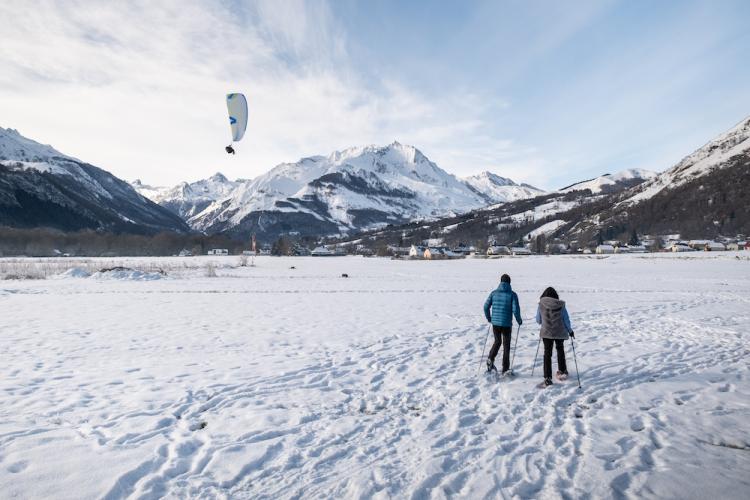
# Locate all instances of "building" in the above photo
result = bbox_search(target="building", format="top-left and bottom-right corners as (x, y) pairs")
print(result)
(704, 241), (726, 251)
(625, 245), (647, 253)
(311, 246), (334, 256)
(207, 249), (229, 255)
(487, 245), (511, 256)
(511, 247), (532, 256)
(409, 245), (426, 258)
(596, 245), (615, 254)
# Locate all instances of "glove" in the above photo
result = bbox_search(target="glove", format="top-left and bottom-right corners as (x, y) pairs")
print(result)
(570, 331), (575, 338)
(518, 319), (523, 326)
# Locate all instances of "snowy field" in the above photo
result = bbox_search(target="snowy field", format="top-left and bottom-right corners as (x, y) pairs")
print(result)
(1, 254), (749, 499)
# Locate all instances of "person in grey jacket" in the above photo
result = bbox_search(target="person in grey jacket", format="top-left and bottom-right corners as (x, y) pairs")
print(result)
(535, 286), (574, 387)
(483, 273), (522, 374)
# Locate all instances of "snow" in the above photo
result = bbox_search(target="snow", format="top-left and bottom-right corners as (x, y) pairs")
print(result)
(525, 219), (566, 239)
(462, 171), (546, 203)
(1, 254), (749, 498)
(625, 116), (750, 204)
(560, 168), (656, 194)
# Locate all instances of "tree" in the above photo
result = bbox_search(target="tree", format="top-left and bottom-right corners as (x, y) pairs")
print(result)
(629, 229), (639, 246)
(596, 232), (604, 246)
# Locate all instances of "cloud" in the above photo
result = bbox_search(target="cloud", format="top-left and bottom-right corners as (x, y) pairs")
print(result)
(0, 0), (529, 186)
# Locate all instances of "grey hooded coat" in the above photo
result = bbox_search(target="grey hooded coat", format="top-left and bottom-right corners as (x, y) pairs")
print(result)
(536, 296), (573, 340)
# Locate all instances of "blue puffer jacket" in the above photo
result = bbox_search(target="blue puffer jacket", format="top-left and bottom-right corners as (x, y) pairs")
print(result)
(484, 282), (522, 327)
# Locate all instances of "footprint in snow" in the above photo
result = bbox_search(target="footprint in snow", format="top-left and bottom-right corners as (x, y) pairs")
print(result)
(630, 416), (645, 432)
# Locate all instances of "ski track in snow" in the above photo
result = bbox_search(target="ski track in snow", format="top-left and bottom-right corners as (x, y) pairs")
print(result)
(1, 255), (749, 499)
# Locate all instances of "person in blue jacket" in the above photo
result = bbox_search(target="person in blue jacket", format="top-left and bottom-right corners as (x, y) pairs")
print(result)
(483, 273), (522, 374)
(535, 286), (574, 387)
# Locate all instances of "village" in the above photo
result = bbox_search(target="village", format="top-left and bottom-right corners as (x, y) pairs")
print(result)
(196, 233), (749, 260)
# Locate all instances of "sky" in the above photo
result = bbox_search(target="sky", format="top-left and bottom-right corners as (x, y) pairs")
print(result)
(1, 0), (749, 189)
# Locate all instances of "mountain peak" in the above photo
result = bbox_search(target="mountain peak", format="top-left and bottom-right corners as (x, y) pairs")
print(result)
(209, 172), (228, 183)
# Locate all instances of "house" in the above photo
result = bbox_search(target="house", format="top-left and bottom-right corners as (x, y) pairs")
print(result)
(511, 247), (532, 256)
(424, 247), (464, 260)
(292, 245), (311, 256)
(596, 245), (614, 254)
(626, 245), (647, 253)
(409, 245), (426, 258)
(178, 249), (192, 257)
(704, 241), (726, 251)
(452, 243), (475, 255)
(688, 240), (713, 250)
(311, 246), (334, 256)
(727, 241), (746, 251)
(614, 246), (631, 254)
(207, 249), (229, 256)
(487, 245), (511, 256)
(670, 243), (693, 252)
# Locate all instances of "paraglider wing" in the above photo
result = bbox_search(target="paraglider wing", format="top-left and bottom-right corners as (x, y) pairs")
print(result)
(226, 93), (248, 142)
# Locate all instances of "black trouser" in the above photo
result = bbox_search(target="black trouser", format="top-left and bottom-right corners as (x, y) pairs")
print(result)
(488, 326), (512, 372)
(543, 338), (567, 379)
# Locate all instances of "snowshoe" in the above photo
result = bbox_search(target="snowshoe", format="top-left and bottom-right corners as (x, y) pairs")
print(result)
(556, 371), (569, 381)
(537, 378), (553, 388)
(486, 358), (497, 373)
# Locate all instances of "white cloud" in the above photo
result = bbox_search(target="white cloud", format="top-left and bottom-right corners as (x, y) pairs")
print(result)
(0, 0), (532, 186)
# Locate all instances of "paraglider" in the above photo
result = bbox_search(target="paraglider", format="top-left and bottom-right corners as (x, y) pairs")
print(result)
(225, 93), (248, 154)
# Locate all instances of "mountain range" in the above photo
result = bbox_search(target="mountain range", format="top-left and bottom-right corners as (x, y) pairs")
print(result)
(133, 142), (547, 240)
(0, 127), (188, 234)
(2, 113), (746, 247)
(350, 115), (749, 249)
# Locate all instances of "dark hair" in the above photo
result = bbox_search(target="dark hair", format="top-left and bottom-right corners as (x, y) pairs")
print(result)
(541, 286), (559, 299)
(500, 274), (511, 284)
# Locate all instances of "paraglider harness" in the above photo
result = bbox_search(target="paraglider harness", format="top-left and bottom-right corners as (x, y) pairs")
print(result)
(225, 145), (235, 155)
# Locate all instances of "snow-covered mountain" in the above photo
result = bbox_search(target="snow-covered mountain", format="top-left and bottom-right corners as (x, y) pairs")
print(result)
(145, 142), (543, 239)
(559, 169), (656, 194)
(133, 173), (240, 220)
(463, 171), (545, 203)
(623, 116), (750, 204)
(0, 127), (189, 234)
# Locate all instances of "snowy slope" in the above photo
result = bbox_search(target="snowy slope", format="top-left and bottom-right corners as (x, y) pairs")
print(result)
(462, 171), (545, 202)
(1, 254), (748, 498)
(189, 142), (524, 237)
(134, 173), (240, 220)
(0, 127), (189, 234)
(560, 169), (656, 194)
(624, 116), (750, 204)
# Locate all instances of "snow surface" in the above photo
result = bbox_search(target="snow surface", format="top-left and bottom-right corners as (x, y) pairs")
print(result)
(525, 219), (567, 239)
(560, 169), (656, 194)
(1, 254), (749, 498)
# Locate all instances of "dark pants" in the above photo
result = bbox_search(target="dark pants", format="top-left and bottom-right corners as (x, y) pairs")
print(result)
(489, 326), (512, 372)
(543, 338), (567, 379)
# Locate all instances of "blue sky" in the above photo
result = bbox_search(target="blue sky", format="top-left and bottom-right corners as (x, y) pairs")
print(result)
(1, 0), (749, 188)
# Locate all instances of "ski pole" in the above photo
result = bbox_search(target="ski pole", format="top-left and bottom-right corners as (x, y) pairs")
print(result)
(478, 324), (491, 375)
(570, 336), (582, 389)
(531, 337), (541, 377)
(508, 324), (521, 374)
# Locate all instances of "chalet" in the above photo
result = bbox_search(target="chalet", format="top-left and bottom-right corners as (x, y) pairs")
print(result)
(669, 243), (693, 252)
(311, 246), (334, 256)
(409, 245), (426, 258)
(511, 247), (532, 256)
(625, 245), (647, 253)
(703, 241), (726, 252)
(487, 245), (511, 256)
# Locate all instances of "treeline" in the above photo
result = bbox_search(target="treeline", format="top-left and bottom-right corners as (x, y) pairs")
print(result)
(0, 227), (252, 257)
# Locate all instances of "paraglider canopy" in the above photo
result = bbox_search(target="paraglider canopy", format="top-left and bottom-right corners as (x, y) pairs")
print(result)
(226, 93), (247, 153)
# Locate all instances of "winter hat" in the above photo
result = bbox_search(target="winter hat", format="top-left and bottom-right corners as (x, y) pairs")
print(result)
(501, 274), (511, 284)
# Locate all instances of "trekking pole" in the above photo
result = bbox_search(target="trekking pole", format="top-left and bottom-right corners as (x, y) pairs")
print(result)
(478, 324), (491, 375)
(530, 337), (541, 377)
(508, 324), (521, 374)
(570, 336), (582, 389)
